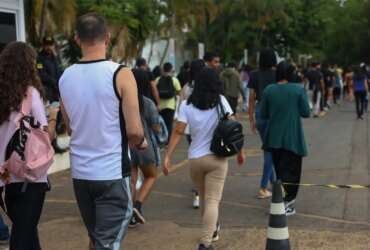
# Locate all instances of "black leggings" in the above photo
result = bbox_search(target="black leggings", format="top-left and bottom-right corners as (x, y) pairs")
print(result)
(160, 109), (175, 138)
(355, 91), (367, 118)
(271, 149), (302, 203)
(333, 87), (341, 104)
(226, 96), (238, 114)
(5, 183), (48, 250)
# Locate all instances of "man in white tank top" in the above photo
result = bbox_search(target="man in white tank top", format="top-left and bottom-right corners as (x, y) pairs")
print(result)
(59, 13), (147, 250)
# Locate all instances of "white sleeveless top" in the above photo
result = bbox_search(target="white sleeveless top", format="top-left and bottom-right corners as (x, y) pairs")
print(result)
(59, 59), (130, 181)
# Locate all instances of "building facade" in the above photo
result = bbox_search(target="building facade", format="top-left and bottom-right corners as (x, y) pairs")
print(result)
(0, 0), (26, 51)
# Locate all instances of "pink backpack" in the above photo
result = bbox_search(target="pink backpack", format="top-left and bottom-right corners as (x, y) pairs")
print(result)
(0, 88), (54, 182)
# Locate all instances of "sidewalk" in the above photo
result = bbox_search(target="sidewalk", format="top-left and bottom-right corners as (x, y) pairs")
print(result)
(8, 102), (370, 249)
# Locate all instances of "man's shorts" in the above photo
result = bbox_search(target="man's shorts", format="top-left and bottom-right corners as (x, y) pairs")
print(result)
(73, 177), (132, 250)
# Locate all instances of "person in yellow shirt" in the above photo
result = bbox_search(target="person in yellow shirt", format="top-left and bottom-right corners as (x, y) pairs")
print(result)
(156, 62), (181, 138)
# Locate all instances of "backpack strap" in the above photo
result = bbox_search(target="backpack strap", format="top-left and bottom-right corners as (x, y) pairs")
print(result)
(217, 96), (228, 120)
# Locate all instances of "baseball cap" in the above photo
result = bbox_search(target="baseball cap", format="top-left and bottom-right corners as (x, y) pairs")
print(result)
(43, 36), (55, 45)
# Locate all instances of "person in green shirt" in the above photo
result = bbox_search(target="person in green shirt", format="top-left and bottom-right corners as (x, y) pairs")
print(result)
(220, 62), (243, 114)
(260, 61), (310, 216)
(156, 62), (181, 137)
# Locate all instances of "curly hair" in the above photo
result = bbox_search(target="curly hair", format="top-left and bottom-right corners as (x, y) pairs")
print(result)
(0, 42), (44, 124)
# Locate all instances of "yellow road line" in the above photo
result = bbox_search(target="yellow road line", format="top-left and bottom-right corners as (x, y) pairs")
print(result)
(45, 190), (370, 227)
(152, 190), (370, 227)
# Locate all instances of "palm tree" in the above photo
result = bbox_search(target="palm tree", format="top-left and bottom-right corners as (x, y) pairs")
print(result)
(24, 0), (77, 45)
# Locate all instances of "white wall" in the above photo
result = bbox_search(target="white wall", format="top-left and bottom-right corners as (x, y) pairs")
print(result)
(0, 0), (26, 41)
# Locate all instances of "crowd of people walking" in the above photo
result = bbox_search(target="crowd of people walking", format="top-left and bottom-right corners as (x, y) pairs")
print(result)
(0, 12), (369, 250)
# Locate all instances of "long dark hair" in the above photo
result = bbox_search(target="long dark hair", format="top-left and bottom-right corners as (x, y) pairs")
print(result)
(259, 48), (277, 69)
(0, 42), (44, 124)
(276, 61), (296, 82)
(152, 65), (161, 79)
(188, 68), (223, 110)
(132, 68), (148, 114)
(190, 59), (206, 84)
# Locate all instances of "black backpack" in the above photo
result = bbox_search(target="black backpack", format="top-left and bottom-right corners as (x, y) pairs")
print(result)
(210, 99), (245, 157)
(157, 76), (175, 99)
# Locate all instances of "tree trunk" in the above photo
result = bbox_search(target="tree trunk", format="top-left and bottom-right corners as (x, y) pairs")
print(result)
(137, 42), (145, 58)
(159, 39), (170, 66)
(39, 0), (48, 43)
(147, 35), (155, 64)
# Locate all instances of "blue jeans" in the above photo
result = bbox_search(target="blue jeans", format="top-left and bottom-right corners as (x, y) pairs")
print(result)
(255, 104), (276, 188)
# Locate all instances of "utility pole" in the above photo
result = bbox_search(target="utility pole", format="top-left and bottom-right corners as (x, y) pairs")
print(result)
(168, 11), (176, 69)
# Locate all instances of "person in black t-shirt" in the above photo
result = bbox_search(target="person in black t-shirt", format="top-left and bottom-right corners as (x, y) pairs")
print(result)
(322, 64), (335, 109)
(307, 63), (325, 117)
(248, 48), (277, 199)
(135, 58), (160, 106)
(37, 36), (67, 154)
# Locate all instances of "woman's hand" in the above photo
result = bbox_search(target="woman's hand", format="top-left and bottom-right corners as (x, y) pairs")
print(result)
(162, 155), (171, 176)
(237, 151), (246, 167)
(0, 169), (10, 183)
(162, 121), (186, 176)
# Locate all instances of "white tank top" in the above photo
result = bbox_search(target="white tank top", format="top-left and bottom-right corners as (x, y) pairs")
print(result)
(59, 59), (130, 180)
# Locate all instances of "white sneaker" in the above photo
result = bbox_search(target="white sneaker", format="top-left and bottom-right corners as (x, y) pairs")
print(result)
(212, 223), (221, 242)
(193, 194), (200, 209)
(285, 206), (296, 216)
(285, 200), (296, 216)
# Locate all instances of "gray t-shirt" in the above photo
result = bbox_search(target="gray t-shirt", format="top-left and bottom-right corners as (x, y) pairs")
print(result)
(131, 97), (160, 166)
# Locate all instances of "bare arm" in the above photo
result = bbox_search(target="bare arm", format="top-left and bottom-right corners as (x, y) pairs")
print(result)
(150, 80), (161, 107)
(45, 108), (58, 140)
(60, 101), (71, 136)
(163, 121), (186, 175)
(116, 68), (145, 148)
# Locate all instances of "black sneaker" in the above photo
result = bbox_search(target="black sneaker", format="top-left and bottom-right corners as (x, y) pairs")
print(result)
(133, 207), (146, 224)
(198, 244), (214, 250)
(212, 222), (220, 242)
(128, 216), (139, 228)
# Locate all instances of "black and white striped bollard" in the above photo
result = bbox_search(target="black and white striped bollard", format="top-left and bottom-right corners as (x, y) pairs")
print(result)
(266, 180), (291, 250)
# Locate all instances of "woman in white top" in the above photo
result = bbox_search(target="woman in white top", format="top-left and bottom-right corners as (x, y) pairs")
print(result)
(0, 42), (57, 250)
(163, 68), (245, 250)
(177, 59), (205, 209)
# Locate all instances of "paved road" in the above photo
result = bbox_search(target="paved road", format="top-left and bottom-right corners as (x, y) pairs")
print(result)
(3, 101), (369, 250)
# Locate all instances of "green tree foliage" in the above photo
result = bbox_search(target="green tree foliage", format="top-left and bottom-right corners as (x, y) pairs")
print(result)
(26, 0), (370, 65)
(323, 0), (370, 65)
